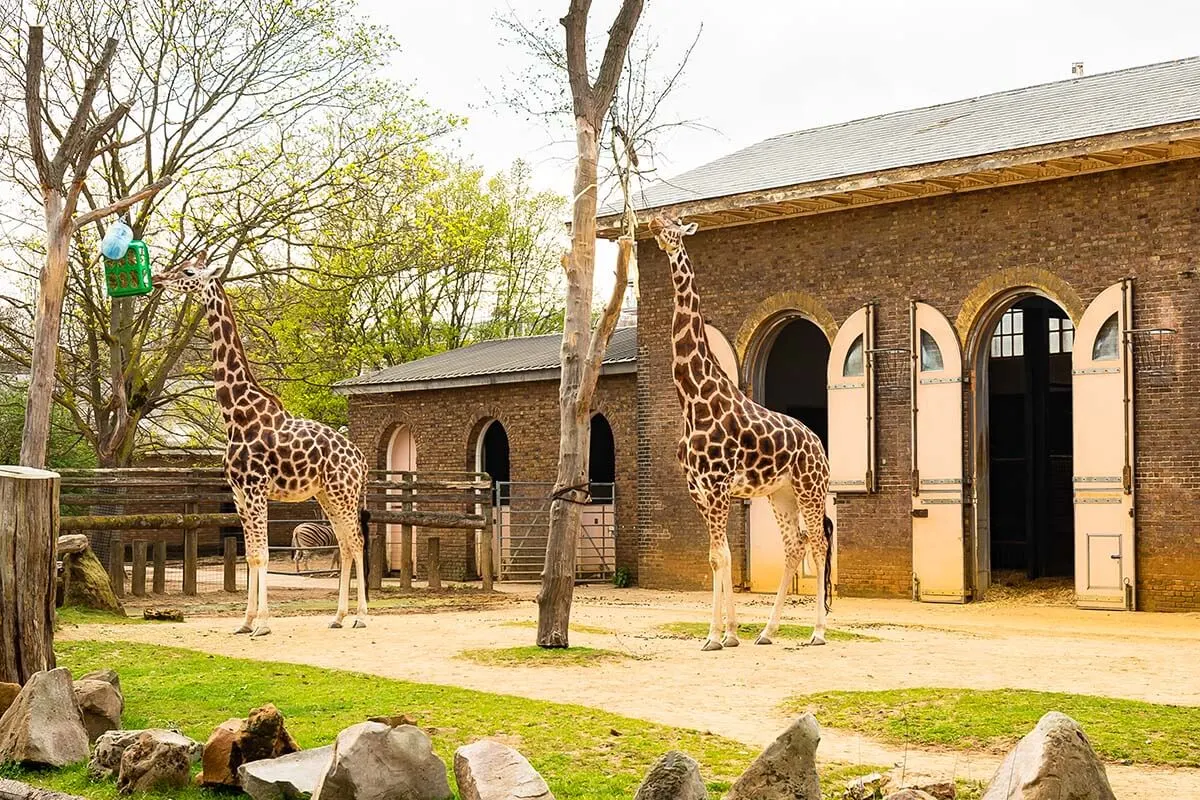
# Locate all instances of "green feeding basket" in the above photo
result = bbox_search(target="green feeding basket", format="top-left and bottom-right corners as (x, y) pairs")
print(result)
(104, 240), (153, 298)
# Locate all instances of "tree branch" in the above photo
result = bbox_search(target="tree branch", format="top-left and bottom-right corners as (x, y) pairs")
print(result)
(24, 26), (51, 187)
(577, 235), (631, 409)
(560, 0), (593, 118)
(71, 176), (173, 232)
(592, 0), (644, 121)
(52, 36), (121, 179)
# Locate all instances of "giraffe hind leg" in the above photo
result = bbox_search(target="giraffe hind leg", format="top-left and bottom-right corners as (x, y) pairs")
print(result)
(757, 485), (804, 645)
(800, 499), (830, 646)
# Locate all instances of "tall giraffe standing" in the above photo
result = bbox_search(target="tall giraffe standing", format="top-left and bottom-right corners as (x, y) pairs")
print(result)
(157, 252), (370, 637)
(649, 216), (834, 651)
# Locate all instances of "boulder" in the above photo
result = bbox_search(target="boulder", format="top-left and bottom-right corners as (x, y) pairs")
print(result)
(199, 704), (301, 788)
(90, 728), (202, 781)
(884, 792), (938, 800)
(633, 750), (706, 800)
(73, 678), (124, 743)
(239, 746), (335, 800)
(116, 731), (193, 794)
(909, 782), (955, 800)
(313, 722), (451, 800)
(723, 713), (820, 800)
(79, 668), (121, 695)
(982, 712), (1115, 800)
(454, 739), (553, 800)
(845, 772), (889, 800)
(0, 668), (89, 767)
(0, 683), (19, 718)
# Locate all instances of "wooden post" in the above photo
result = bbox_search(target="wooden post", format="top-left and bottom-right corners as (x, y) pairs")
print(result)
(400, 485), (413, 590)
(368, 531), (385, 591)
(223, 537), (237, 593)
(427, 536), (440, 591)
(0, 466), (60, 685)
(108, 534), (125, 598)
(131, 540), (147, 597)
(182, 530), (198, 596)
(480, 488), (494, 592)
(152, 540), (166, 594)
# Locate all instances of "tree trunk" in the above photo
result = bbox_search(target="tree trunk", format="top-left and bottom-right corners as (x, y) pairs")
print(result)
(0, 466), (60, 684)
(537, 118), (600, 648)
(20, 193), (69, 469)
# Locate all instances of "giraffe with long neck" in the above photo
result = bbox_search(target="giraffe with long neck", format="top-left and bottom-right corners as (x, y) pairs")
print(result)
(649, 216), (833, 650)
(157, 252), (370, 637)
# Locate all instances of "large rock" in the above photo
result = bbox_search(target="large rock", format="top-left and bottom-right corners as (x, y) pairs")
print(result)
(90, 728), (202, 780)
(983, 712), (1115, 800)
(454, 740), (553, 800)
(79, 668), (122, 695)
(314, 722), (451, 800)
(239, 746), (335, 800)
(0, 668), (89, 767)
(199, 704), (301, 788)
(723, 713), (820, 800)
(116, 731), (193, 794)
(62, 546), (123, 613)
(633, 750), (706, 800)
(0, 683), (19, 718)
(885, 792), (938, 800)
(74, 678), (124, 743)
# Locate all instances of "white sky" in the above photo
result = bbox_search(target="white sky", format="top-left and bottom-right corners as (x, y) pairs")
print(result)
(359, 0), (1200, 299)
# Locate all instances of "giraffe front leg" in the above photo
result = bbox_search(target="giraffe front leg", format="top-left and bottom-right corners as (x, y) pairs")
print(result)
(250, 552), (271, 638)
(235, 562), (256, 635)
(718, 539), (739, 648)
(330, 543), (352, 628)
(703, 552), (724, 652)
(352, 551), (368, 629)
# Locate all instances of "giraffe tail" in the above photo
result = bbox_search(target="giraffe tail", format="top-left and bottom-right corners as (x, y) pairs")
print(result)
(360, 508), (372, 602)
(823, 515), (835, 614)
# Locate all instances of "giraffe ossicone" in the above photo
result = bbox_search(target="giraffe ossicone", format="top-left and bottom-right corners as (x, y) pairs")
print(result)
(649, 215), (835, 651)
(156, 251), (372, 637)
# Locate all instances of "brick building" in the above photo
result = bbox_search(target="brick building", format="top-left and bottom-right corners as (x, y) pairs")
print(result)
(344, 58), (1200, 611)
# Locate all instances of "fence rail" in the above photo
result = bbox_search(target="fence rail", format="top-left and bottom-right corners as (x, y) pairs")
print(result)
(495, 482), (616, 583)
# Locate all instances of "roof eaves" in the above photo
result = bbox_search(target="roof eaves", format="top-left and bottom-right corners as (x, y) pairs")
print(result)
(335, 359), (637, 395)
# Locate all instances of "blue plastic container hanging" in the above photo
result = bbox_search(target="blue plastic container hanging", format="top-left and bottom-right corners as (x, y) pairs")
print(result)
(100, 218), (132, 260)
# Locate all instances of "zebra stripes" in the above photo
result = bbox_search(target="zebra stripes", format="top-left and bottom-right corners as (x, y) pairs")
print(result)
(291, 522), (340, 571)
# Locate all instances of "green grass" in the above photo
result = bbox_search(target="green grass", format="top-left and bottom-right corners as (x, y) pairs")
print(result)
(55, 607), (143, 627)
(787, 688), (1200, 766)
(456, 645), (632, 667)
(11, 640), (763, 800)
(658, 621), (871, 643)
(500, 620), (615, 636)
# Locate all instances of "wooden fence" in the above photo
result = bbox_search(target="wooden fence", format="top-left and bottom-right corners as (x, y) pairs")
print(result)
(57, 468), (494, 596)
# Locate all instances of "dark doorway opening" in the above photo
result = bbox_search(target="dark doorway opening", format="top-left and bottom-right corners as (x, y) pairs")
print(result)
(761, 317), (831, 449)
(987, 297), (1074, 579)
(588, 414), (615, 502)
(480, 421), (511, 485)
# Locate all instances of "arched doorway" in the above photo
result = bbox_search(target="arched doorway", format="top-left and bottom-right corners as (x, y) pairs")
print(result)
(582, 413), (617, 579)
(745, 316), (833, 594)
(972, 295), (1075, 593)
(385, 425), (417, 572)
(475, 420), (510, 581)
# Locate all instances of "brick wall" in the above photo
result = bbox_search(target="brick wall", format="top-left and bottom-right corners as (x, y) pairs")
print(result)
(636, 159), (1200, 610)
(346, 372), (637, 583)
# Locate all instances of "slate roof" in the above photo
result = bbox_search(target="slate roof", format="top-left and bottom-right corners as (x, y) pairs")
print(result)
(619, 56), (1200, 214)
(336, 326), (637, 393)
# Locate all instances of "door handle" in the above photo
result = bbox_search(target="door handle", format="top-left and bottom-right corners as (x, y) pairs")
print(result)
(1110, 554), (1122, 560)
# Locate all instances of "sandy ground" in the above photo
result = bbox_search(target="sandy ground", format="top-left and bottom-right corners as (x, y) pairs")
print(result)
(65, 582), (1200, 798)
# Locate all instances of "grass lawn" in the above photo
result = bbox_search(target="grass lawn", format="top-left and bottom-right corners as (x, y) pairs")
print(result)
(8, 640), (786, 800)
(456, 645), (632, 667)
(659, 621), (871, 643)
(55, 607), (144, 627)
(787, 688), (1200, 766)
(500, 620), (615, 636)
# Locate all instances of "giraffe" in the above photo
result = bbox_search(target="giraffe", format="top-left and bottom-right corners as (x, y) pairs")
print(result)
(156, 251), (371, 637)
(648, 215), (834, 651)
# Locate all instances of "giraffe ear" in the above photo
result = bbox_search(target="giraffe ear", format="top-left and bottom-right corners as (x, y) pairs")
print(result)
(681, 222), (698, 236)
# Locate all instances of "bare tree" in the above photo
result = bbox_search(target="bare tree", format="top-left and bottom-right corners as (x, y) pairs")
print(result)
(536, 0), (643, 648)
(17, 24), (170, 467)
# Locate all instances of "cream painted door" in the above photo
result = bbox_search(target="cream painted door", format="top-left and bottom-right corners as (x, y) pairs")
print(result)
(910, 302), (967, 603)
(1072, 280), (1135, 610)
(828, 304), (876, 494)
(748, 495), (836, 593)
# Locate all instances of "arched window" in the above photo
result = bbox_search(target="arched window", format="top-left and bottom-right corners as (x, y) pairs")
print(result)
(589, 414), (615, 503)
(842, 334), (864, 377)
(1092, 313), (1120, 361)
(919, 330), (944, 372)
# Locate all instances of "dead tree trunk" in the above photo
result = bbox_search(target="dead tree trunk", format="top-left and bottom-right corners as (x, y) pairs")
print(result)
(0, 466), (60, 684)
(536, 0), (643, 648)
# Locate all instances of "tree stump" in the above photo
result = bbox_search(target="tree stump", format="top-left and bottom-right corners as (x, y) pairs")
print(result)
(0, 466), (60, 685)
(62, 546), (124, 614)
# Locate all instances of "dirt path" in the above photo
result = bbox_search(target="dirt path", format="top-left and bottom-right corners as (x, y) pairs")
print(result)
(63, 584), (1200, 798)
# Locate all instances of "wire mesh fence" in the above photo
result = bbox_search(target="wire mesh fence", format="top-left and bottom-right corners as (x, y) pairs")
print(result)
(494, 482), (616, 583)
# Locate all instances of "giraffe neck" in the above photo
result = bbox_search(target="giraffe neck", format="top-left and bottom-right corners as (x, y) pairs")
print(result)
(202, 281), (282, 431)
(668, 248), (722, 406)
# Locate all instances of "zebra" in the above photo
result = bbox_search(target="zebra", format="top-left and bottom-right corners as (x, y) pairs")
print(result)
(290, 522), (340, 572)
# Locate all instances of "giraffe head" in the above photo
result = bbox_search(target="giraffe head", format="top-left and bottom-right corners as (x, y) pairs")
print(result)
(155, 250), (219, 294)
(648, 215), (697, 256)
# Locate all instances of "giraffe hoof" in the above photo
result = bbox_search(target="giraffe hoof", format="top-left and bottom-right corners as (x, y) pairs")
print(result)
(803, 636), (826, 647)
(700, 639), (724, 652)
(249, 626), (271, 638)
(721, 634), (740, 648)
(328, 620), (343, 629)
(233, 625), (252, 635)
(352, 619), (367, 629)
(755, 635), (773, 646)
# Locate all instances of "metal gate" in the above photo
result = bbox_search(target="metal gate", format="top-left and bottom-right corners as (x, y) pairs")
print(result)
(494, 482), (616, 583)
